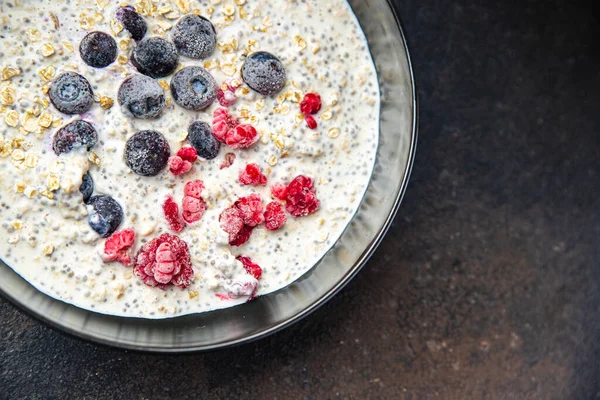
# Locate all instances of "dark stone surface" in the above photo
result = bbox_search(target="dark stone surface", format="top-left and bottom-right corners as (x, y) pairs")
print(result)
(1, 0), (599, 398)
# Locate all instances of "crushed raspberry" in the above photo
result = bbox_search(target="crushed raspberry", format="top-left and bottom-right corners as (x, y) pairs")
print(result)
(225, 124), (259, 149)
(234, 194), (264, 227)
(229, 224), (254, 247)
(270, 183), (288, 200)
(217, 82), (238, 107)
(215, 293), (231, 301)
(182, 196), (206, 224)
(220, 152), (236, 169)
(183, 179), (204, 198)
(285, 175), (321, 217)
(212, 107), (239, 143)
(133, 233), (193, 289)
(168, 156), (193, 176)
(176, 146), (198, 163)
(305, 115), (317, 129)
(102, 228), (135, 265)
(219, 206), (244, 242)
(264, 201), (287, 230)
(238, 163), (267, 186)
(300, 93), (322, 115)
(237, 256), (262, 280)
(163, 196), (185, 232)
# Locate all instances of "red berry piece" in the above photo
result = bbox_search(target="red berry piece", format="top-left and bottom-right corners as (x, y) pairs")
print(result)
(229, 224), (255, 247)
(182, 196), (206, 224)
(220, 152), (236, 169)
(176, 146), (198, 162)
(238, 163), (267, 186)
(102, 228), (136, 265)
(219, 206), (244, 242)
(300, 93), (322, 115)
(163, 196), (185, 232)
(168, 155), (193, 176)
(264, 201), (287, 230)
(284, 175), (320, 217)
(212, 107), (239, 143)
(133, 233), (194, 289)
(234, 193), (264, 227)
(217, 83), (237, 107)
(215, 293), (231, 300)
(237, 256), (263, 280)
(183, 179), (204, 198)
(225, 124), (259, 149)
(305, 115), (317, 129)
(270, 183), (288, 200)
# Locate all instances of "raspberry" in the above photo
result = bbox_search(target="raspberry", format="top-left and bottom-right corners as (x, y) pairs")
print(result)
(216, 82), (238, 107)
(285, 175), (320, 217)
(163, 196), (185, 232)
(176, 146), (198, 163)
(305, 115), (317, 129)
(215, 293), (231, 300)
(220, 152), (236, 169)
(168, 156), (193, 176)
(219, 206), (244, 242)
(212, 107), (239, 143)
(229, 224), (254, 247)
(270, 183), (288, 200)
(133, 233), (193, 289)
(182, 196), (206, 223)
(234, 194), (264, 227)
(300, 93), (322, 115)
(264, 201), (287, 230)
(225, 124), (259, 149)
(183, 179), (204, 198)
(237, 256), (262, 280)
(101, 228), (135, 265)
(238, 163), (267, 186)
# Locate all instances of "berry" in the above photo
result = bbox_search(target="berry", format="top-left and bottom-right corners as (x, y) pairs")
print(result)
(170, 66), (217, 110)
(52, 120), (98, 155)
(241, 51), (286, 96)
(79, 172), (94, 204)
(229, 224), (255, 247)
(177, 146), (197, 162)
(234, 194), (264, 227)
(182, 196), (206, 224)
(219, 206), (244, 243)
(124, 130), (171, 176)
(212, 107), (239, 143)
(79, 31), (117, 68)
(222, 275), (258, 299)
(238, 163), (267, 186)
(220, 152), (236, 169)
(48, 72), (94, 115)
(133, 233), (193, 289)
(171, 14), (216, 59)
(300, 93), (322, 115)
(101, 228), (135, 265)
(117, 74), (166, 119)
(116, 6), (147, 41)
(270, 183), (288, 200)
(168, 155), (192, 176)
(131, 37), (179, 78)
(163, 196), (184, 232)
(217, 84), (237, 107)
(226, 124), (259, 149)
(264, 201), (286, 230)
(285, 175), (320, 217)
(305, 115), (317, 129)
(237, 256), (262, 280)
(184, 179), (204, 198)
(187, 121), (221, 160)
(88, 195), (124, 237)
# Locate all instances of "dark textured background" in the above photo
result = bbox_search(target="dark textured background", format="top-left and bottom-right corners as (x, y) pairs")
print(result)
(2, 0), (599, 399)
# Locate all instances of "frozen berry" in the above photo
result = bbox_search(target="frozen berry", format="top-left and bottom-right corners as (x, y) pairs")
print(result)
(133, 233), (193, 289)
(270, 183), (288, 200)
(176, 146), (198, 163)
(229, 224), (255, 247)
(132, 37), (179, 78)
(168, 155), (192, 176)
(212, 107), (239, 143)
(163, 196), (184, 232)
(116, 6), (147, 41)
(237, 256), (262, 280)
(226, 124), (259, 149)
(219, 206), (244, 243)
(182, 196), (206, 224)
(170, 66), (217, 110)
(79, 31), (117, 68)
(238, 163), (267, 186)
(234, 194), (264, 227)
(79, 172), (94, 204)
(117, 74), (165, 119)
(183, 179), (204, 198)
(188, 121), (220, 160)
(220, 152), (236, 169)
(52, 120), (98, 155)
(305, 115), (317, 129)
(217, 82), (237, 107)
(101, 228), (135, 265)
(264, 201), (286, 230)
(285, 175), (320, 217)
(300, 93), (322, 115)
(241, 51), (286, 96)
(124, 130), (171, 176)
(171, 14), (216, 59)
(48, 72), (94, 115)
(88, 195), (124, 237)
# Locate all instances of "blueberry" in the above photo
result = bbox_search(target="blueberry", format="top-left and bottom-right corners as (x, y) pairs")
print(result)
(116, 6), (147, 41)
(52, 120), (98, 155)
(79, 31), (118, 68)
(87, 195), (123, 237)
(124, 130), (170, 176)
(188, 121), (220, 160)
(80, 173), (94, 204)
(171, 15), (216, 59)
(48, 72), (94, 115)
(118, 75), (165, 119)
(131, 37), (179, 78)
(241, 51), (286, 96)
(170, 66), (217, 110)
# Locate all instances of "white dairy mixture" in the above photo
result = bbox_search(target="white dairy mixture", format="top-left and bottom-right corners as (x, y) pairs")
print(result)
(0, 0), (379, 318)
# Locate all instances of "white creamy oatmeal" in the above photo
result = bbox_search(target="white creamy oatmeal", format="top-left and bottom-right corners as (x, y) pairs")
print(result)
(0, 0), (379, 318)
